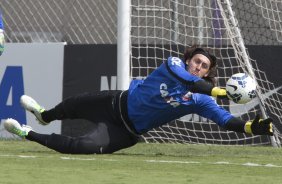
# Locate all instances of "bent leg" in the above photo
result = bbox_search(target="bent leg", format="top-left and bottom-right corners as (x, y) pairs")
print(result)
(41, 91), (119, 123)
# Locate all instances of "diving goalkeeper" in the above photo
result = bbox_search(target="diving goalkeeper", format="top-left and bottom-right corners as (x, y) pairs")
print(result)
(4, 46), (273, 154)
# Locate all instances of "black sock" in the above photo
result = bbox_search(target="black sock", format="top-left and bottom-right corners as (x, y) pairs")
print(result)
(41, 102), (66, 123)
(26, 131), (49, 146)
(41, 109), (57, 122)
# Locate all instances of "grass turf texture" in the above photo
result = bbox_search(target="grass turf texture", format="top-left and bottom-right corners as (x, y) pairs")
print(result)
(0, 140), (282, 184)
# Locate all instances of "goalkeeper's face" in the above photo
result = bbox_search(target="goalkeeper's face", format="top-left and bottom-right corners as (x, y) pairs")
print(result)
(186, 54), (211, 78)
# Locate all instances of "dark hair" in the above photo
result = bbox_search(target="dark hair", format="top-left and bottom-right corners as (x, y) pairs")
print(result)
(183, 45), (218, 86)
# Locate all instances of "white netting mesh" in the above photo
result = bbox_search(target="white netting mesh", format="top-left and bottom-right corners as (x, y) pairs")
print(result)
(130, 0), (282, 145)
(253, 0), (282, 42)
(0, 0), (117, 43)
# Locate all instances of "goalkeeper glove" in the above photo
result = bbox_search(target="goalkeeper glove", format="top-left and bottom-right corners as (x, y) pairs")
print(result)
(211, 87), (227, 99)
(0, 29), (4, 56)
(244, 114), (273, 136)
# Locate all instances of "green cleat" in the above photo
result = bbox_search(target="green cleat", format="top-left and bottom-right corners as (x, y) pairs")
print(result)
(4, 118), (32, 138)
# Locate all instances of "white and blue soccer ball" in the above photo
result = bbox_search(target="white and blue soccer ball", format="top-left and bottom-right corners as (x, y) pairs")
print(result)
(226, 73), (257, 104)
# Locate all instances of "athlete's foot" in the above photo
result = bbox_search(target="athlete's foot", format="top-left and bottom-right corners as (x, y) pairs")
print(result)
(20, 95), (50, 125)
(4, 118), (32, 138)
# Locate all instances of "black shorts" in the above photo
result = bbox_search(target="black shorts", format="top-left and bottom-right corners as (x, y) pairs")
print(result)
(31, 90), (140, 154)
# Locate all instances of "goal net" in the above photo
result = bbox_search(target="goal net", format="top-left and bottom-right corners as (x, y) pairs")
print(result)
(0, 0), (117, 44)
(130, 0), (282, 145)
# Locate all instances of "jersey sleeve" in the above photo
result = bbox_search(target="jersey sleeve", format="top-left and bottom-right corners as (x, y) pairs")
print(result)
(193, 94), (233, 127)
(166, 57), (202, 84)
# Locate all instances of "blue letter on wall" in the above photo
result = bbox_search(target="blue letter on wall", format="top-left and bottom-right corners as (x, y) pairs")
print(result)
(0, 66), (26, 124)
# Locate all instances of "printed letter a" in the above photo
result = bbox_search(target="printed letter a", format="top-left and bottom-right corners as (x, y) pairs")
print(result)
(0, 66), (26, 124)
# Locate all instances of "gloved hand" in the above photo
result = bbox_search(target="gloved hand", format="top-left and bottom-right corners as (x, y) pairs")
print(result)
(244, 114), (273, 135)
(211, 87), (228, 99)
(0, 29), (4, 56)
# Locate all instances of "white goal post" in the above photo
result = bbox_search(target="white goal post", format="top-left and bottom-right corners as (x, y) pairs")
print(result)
(120, 0), (282, 146)
(117, 0), (131, 90)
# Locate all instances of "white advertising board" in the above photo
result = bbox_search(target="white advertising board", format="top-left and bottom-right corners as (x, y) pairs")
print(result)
(0, 43), (65, 138)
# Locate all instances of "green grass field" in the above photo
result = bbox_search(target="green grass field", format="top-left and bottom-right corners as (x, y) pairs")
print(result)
(0, 140), (282, 184)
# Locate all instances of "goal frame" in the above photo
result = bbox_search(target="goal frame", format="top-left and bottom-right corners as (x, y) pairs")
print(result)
(117, 0), (281, 147)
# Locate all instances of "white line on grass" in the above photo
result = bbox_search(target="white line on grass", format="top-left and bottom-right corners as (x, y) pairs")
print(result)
(146, 160), (200, 164)
(145, 159), (282, 168)
(0, 154), (37, 158)
(61, 156), (97, 161)
(60, 156), (118, 162)
(0, 154), (281, 168)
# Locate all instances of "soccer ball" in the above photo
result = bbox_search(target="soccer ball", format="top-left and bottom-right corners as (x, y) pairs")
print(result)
(226, 73), (257, 104)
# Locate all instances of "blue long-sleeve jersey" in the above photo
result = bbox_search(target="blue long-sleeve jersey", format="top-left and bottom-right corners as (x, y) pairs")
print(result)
(127, 57), (233, 134)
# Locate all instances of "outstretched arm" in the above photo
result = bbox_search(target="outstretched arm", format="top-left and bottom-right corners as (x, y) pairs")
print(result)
(190, 80), (227, 99)
(195, 95), (273, 136)
(165, 57), (227, 98)
(225, 115), (273, 136)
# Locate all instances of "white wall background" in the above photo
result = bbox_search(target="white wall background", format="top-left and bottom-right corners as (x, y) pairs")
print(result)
(0, 43), (65, 138)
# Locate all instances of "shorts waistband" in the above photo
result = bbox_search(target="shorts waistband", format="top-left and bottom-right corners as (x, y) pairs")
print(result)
(115, 90), (141, 136)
